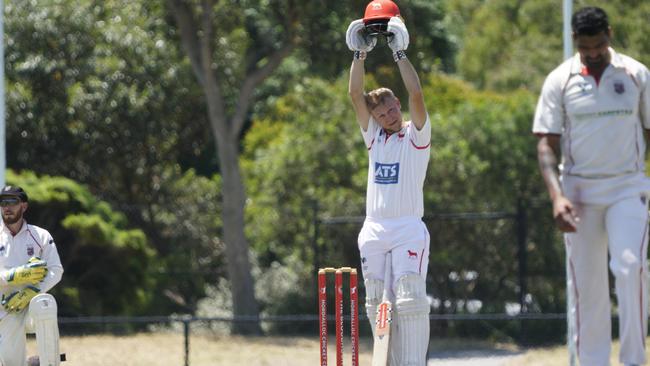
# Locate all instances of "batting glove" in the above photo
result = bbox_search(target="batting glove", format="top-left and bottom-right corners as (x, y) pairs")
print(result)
(346, 19), (377, 54)
(2, 257), (48, 286)
(2, 286), (40, 312)
(387, 17), (409, 60)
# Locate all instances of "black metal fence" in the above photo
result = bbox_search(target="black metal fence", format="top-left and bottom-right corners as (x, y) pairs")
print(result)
(312, 202), (570, 344)
(53, 204), (578, 365)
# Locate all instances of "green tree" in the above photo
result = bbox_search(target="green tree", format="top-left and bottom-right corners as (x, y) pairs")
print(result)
(164, 0), (454, 334)
(5, 0), (457, 328)
(449, 0), (650, 91)
(243, 70), (567, 340)
(165, 0), (305, 334)
(5, 0), (224, 316)
(5, 170), (154, 315)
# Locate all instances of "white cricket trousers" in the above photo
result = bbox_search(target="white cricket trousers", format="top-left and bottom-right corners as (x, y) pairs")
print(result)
(566, 195), (649, 366)
(358, 216), (430, 283)
(0, 309), (29, 366)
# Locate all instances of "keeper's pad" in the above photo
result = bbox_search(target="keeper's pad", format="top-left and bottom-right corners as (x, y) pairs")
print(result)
(394, 274), (430, 366)
(27, 294), (60, 366)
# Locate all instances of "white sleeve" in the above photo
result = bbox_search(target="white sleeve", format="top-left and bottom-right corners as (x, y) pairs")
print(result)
(409, 115), (431, 148)
(533, 72), (565, 135)
(639, 65), (650, 130)
(38, 235), (63, 293)
(360, 117), (378, 148)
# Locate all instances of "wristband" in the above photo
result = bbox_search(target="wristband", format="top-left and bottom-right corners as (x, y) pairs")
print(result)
(392, 50), (407, 62)
(353, 51), (367, 60)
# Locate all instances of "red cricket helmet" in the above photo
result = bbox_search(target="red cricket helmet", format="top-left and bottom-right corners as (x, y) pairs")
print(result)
(363, 0), (401, 36)
(363, 0), (400, 24)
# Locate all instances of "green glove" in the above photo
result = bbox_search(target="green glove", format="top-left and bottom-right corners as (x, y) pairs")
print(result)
(3, 257), (48, 285)
(2, 286), (40, 312)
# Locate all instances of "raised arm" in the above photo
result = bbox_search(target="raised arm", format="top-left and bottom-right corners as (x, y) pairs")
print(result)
(346, 19), (376, 131)
(537, 134), (578, 232)
(349, 57), (371, 131)
(397, 59), (426, 130)
(387, 17), (427, 130)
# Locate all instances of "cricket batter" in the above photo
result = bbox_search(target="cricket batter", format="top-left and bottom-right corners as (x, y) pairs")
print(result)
(347, 1), (431, 364)
(534, 7), (650, 366)
(0, 186), (63, 366)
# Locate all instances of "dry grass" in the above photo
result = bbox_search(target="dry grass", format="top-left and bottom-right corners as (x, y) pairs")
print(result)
(25, 333), (649, 366)
(504, 341), (638, 366)
(28, 333), (373, 366)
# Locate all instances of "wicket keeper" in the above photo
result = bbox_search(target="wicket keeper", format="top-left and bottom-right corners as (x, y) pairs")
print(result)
(0, 186), (63, 366)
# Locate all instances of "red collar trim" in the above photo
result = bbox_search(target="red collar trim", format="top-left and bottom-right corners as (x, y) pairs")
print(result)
(580, 65), (605, 85)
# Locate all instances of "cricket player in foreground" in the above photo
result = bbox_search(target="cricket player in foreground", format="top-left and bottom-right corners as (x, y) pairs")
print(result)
(534, 6), (650, 366)
(347, 1), (431, 364)
(0, 186), (63, 366)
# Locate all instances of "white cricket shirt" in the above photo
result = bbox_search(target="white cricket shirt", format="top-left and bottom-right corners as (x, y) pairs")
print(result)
(533, 48), (650, 178)
(0, 221), (63, 319)
(361, 116), (431, 219)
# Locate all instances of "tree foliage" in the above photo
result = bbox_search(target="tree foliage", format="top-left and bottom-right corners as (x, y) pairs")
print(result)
(243, 68), (566, 339)
(165, 0), (455, 334)
(4, 0), (649, 342)
(5, 170), (154, 315)
(450, 0), (650, 91)
(5, 0), (223, 316)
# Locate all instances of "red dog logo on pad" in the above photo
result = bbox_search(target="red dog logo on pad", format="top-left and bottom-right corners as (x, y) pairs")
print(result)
(407, 250), (418, 260)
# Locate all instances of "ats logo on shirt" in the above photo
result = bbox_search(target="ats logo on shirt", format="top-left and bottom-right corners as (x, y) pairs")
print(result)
(374, 162), (400, 184)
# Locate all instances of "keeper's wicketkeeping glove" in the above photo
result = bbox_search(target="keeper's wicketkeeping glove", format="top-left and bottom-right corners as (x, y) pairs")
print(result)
(2, 285), (40, 312)
(346, 19), (377, 58)
(2, 257), (48, 285)
(386, 17), (409, 61)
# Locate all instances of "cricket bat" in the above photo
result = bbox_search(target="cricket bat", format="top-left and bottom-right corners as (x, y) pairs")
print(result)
(371, 252), (392, 366)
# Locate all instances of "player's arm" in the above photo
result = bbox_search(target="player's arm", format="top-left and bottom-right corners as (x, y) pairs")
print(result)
(38, 236), (64, 292)
(640, 66), (650, 143)
(346, 19), (376, 131)
(387, 17), (427, 130)
(397, 58), (426, 130)
(537, 134), (578, 232)
(349, 58), (371, 131)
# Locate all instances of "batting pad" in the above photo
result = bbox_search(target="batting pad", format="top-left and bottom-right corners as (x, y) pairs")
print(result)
(27, 294), (60, 366)
(394, 274), (430, 366)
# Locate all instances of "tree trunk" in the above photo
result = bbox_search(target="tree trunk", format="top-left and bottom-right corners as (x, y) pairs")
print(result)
(217, 137), (262, 335)
(166, 0), (296, 335)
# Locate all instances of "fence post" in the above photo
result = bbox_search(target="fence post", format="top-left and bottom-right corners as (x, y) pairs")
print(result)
(516, 199), (529, 345)
(182, 315), (191, 366)
(516, 199), (528, 313)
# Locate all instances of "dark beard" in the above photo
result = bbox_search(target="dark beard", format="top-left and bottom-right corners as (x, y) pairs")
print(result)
(584, 55), (609, 72)
(2, 212), (22, 225)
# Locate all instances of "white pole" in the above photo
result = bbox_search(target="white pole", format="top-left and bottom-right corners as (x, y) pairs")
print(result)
(563, 0), (573, 60)
(564, 2), (575, 364)
(0, 0), (5, 187)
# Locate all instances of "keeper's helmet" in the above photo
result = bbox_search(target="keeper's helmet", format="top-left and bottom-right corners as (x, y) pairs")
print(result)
(363, 0), (401, 36)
